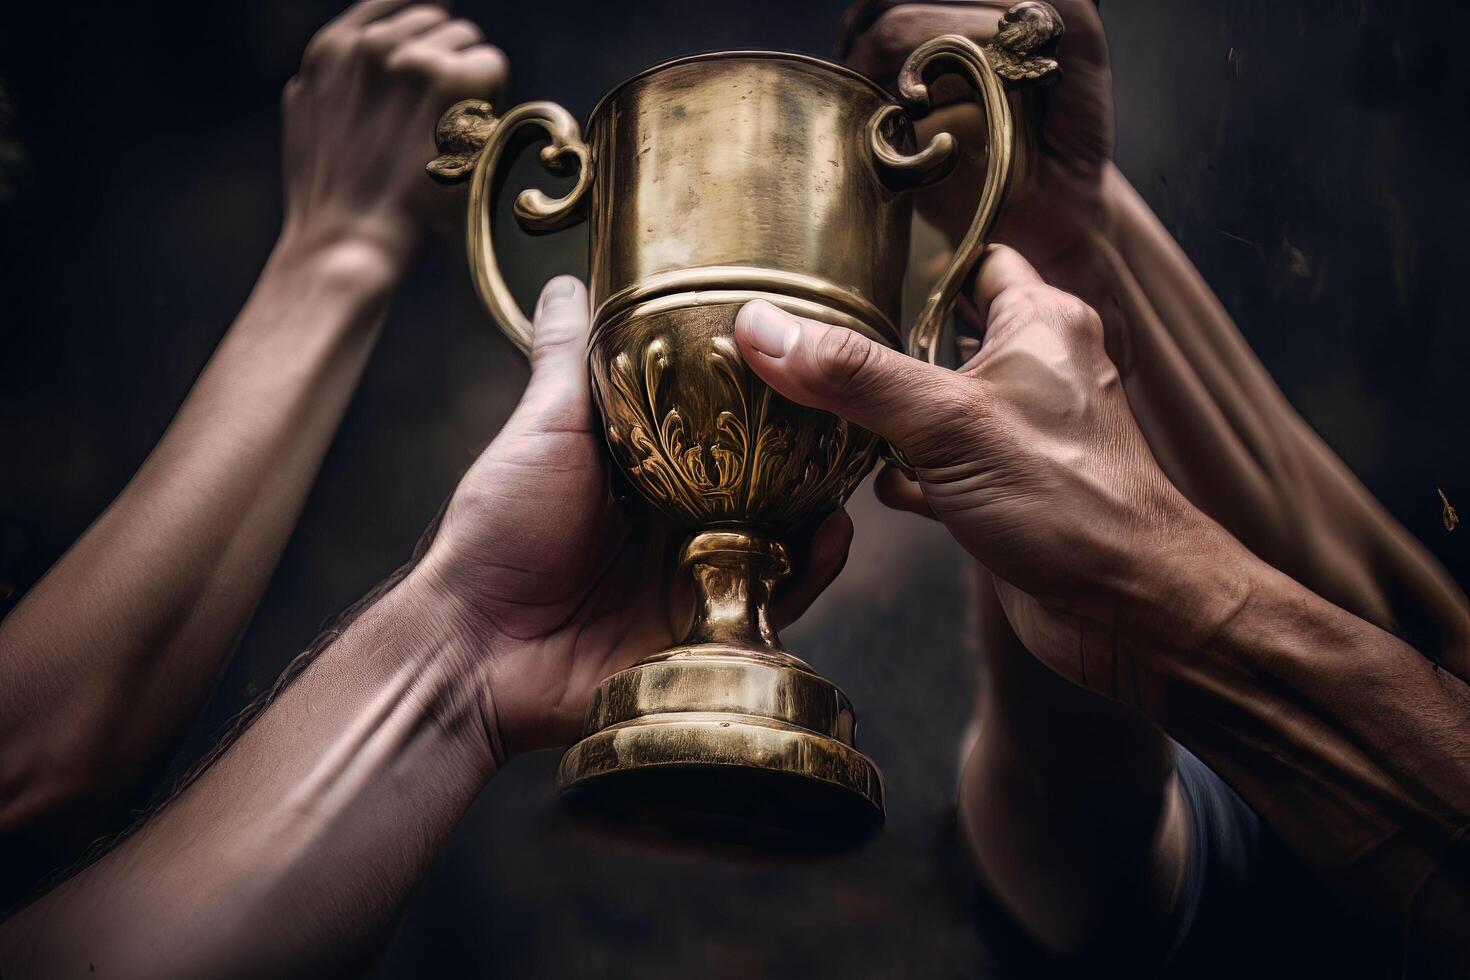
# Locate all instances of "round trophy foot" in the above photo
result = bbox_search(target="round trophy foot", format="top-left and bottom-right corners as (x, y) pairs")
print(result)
(555, 531), (885, 848)
(557, 712), (884, 850)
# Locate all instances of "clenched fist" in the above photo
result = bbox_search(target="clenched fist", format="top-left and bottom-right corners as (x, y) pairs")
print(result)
(845, 0), (1111, 270)
(280, 0), (508, 271)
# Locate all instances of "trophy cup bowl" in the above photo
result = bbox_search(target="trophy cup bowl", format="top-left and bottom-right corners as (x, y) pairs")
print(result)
(428, 4), (1061, 845)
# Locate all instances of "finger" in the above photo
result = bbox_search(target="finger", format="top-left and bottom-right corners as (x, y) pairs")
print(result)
(358, 5), (449, 54)
(437, 45), (509, 100)
(734, 300), (970, 460)
(516, 276), (594, 434)
(875, 465), (936, 520)
(973, 243), (1044, 315)
(304, 1), (431, 69)
(530, 275), (589, 369)
(1049, 0), (1108, 77)
(847, 3), (1005, 81)
(771, 509), (855, 627)
(409, 17), (484, 51)
(973, 244), (1103, 353)
(336, 0), (439, 28)
(846, 1), (1105, 81)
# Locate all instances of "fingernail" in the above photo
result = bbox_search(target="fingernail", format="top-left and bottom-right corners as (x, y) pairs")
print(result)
(741, 301), (800, 358)
(542, 276), (578, 304)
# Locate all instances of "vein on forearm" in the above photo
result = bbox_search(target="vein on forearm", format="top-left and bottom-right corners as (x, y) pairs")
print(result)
(10, 500), (449, 925)
(1143, 565), (1470, 954)
(0, 510), (493, 977)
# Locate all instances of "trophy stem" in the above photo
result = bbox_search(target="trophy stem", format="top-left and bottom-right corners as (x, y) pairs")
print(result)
(683, 528), (788, 652)
(555, 528), (885, 846)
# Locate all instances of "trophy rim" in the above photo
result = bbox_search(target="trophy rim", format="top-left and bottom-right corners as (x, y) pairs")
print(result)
(589, 274), (901, 349)
(588, 49), (892, 127)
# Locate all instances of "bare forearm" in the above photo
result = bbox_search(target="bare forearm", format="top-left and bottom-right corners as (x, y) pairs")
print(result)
(0, 569), (495, 978)
(958, 563), (1187, 955)
(1040, 163), (1468, 662)
(0, 234), (400, 837)
(956, 167), (1467, 953)
(1130, 543), (1470, 969)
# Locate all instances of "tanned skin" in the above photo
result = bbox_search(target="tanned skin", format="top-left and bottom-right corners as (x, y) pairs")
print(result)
(733, 249), (1469, 971)
(0, 2), (1463, 976)
(0, 269), (855, 977)
(842, 0), (1468, 960)
(6, 247), (1460, 973)
(0, 1), (507, 848)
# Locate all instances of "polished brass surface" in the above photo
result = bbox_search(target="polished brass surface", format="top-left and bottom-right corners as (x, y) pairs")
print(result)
(585, 55), (909, 346)
(980, 1), (1065, 83)
(428, 5), (1062, 841)
(429, 99), (593, 355)
(555, 529), (885, 838)
(593, 304), (880, 526)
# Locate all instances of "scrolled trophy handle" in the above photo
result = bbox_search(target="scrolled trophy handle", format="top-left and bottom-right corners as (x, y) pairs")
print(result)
(427, 99), (594, 356)
(867, 2), (1063, 364)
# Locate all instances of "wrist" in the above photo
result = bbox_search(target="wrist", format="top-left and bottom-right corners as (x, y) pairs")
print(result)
(400, 551), (514, 768)
(1116, 502), (1260, 665)
(269, 221), (409, 300)
(384, 562), (507, 777)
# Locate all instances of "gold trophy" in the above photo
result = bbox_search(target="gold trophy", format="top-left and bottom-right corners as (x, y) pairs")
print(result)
(428, 3), (1061, 842)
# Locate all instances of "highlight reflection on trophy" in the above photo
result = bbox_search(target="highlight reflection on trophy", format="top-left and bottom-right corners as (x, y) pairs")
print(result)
(428, 2), (1062, 842)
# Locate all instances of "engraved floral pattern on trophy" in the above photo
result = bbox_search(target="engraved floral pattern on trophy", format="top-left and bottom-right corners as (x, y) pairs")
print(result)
(423, 5), (1067, 822)
(590, 304), (880, 531)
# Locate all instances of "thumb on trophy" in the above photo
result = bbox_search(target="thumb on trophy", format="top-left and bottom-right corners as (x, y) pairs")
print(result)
(734, 299), (972, 466)
(529, 275), (590, 367)
(507, 276), (596, 438)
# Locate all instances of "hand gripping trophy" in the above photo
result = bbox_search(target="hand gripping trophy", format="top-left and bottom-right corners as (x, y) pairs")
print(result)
(428, 2), (1063, 843)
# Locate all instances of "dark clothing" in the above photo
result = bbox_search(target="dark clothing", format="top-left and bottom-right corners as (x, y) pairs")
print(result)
(1167, 745), (1402, 979)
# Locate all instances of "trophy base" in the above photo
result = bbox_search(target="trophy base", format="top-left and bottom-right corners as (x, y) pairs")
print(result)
(556, 646), (885, 849)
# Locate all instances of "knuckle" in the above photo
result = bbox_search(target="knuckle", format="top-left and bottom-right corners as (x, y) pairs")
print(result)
(1077, 305), (1105, 340)
(358, 22), (397, 58)
(449, 46), (509, 97)
(928, 379), (981, 427)
(988, 243), (1023, 263)
(988, 283), (1041, 329)
(451, 18), (486, 43)
(303, 27), (353, 66)
(1050, 293), (1104, 340)
(1018, 283), (1056, 309)
(813, 327), (879, 390)
(477, 43), (509, 79)
(990, 282), (1103, 348)
(867, 8), (921, 60)
(386, 45), (440, 79)
(408, 4), (451, 23)
(907, 380), (983, 461)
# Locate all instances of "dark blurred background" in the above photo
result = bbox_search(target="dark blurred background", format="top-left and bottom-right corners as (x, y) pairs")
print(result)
(1, 1), (1466, 977)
